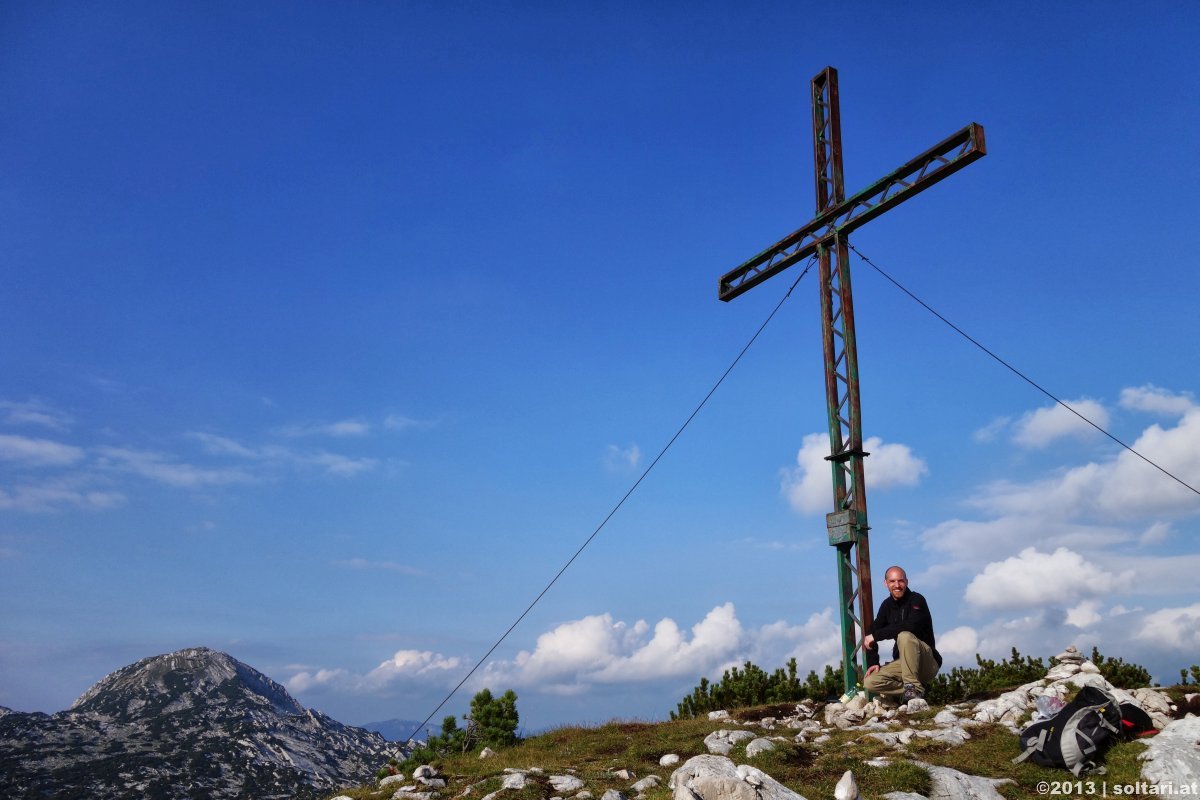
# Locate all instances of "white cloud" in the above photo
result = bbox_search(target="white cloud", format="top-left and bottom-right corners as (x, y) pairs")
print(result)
(187, 432), (378, 477)
(1139, 521), (1172, 545)
(285, 649), (462, 695)
(0, 399), (74, 431)
(1134, 604), (1200, 651)
(1119, 385), (1195, 417)
(937, 626), (980, 662)
(0, 434), (85, 467)
(1066, 600), (1102, 628)
(781, 433), (927, 515)
(0, 482), (125, 513)
(95, 446), (255, 488)
(279, 419), (371, 438)
(1012, 399), (1109, 448)
(968, 407), (1200, 520)
(604, 443), (642, 472)
(334, 558), (424, 576)
(963, 547), (1133, 610)
(973, 417), (1011, 443)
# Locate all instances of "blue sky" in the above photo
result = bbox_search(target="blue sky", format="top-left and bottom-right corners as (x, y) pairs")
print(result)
(3, 2), (1199, 732)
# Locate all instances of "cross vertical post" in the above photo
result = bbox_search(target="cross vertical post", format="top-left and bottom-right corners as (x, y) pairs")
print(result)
(717, 66), (986, 696)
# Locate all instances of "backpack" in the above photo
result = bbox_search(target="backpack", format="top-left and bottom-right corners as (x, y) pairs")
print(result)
(1013, 686), (1123, 776)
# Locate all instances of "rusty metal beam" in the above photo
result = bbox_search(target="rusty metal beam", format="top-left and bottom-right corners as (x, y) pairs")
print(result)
(718, 122), (986, 302)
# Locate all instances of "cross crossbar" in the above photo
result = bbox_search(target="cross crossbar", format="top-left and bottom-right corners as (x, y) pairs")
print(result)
(718, 123), (986, 302)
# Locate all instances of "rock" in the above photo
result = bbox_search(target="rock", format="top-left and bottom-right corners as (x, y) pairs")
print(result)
(867, 732), (899, 747)
(844, 693), (869, 711)
(745, 738), (776, 757)
(834, 771), (862, 800)
(823, 702), (846, 725)
(631, 776), (661, 793)
(703, 729), (755, 754)
(413, 765), (437, 780)
(613, 769), (636, 781)
(1079, 661), (1101, 674)
(921, 764), (1013, 800)
(481, 792), (501, 800)
(1139, 715), (1200, 790)
(916, 726), (971, 746)
(1045, 663), (1082, 682)
(480, 747), (497, 759)
(669, 754), (809, 800)
(602, 791), (628, 800)
(420, 778), (448, 789)
(865, 757), (891, 768)
(812, 734), (831, 745)
(381, 774), (408, 788)
(760, 716), (777, 729)
(394, 793), (434, 800)
(709, 710), (730, 721)
(882, 794), (926, 800)
(660, 754), (682, 767)
(1055, 645), (1085, 664)
(577, 793), (594, 800)
(502, 772), (528, 790)
(551, 776), (586, 793)
(1132, 687), (1177, 729)
(933, 709), (960, 726)
(903, 698), (930, 714)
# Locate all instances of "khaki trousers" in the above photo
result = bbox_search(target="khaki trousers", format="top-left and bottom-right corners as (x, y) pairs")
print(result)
(863, 631), (939, 696)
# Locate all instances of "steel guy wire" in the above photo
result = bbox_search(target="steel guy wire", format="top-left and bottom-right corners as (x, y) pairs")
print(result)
(848, 241), (1200, 499)
(406, 257), (817, 741)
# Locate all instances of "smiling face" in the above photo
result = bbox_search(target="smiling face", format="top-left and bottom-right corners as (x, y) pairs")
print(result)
(884, 567), (909, 600)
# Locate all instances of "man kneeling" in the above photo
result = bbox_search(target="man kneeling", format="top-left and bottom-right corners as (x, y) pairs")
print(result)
(862, 565), (941, 703)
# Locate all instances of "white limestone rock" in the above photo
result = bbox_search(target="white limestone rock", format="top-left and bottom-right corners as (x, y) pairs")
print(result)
(933, 709), (960, 726)
(921, 763), (1014, 800)
(903, 698), (930, 714)
(709, 710), (731, 721)
(613, 769), (636, 781)
(480, 747), (498, 759)
(551, 776), (586, 793)
(1055, 645), (1085, 664)
(602, 791), (628, 800)
(669, 755), (809, 800)
(745, 738), (776, 757)
(1139, 715), (1200, 791)
(413, 765), (437, 780)
(703, 729), (755, 755)
(502, 772), (528, 790)
(834, 771), (862, 800)
(660, 754), (682, 767)
(394, 793), (434, 800)
(631, 776), (661, 793)
(380, 775), (408, 788)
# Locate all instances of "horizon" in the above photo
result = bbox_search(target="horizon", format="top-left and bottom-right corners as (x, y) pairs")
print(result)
(3, 2), (1199, 733)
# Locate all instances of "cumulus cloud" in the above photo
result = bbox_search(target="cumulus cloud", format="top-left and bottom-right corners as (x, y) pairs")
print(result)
(0, 434), (85, 467)
(1120, 385), (1195, 417)
(285, 649), (462, 694)
(480, 604), (842, 697)
(1066, 600), (1102, 628)
(937, 626), (980, 662)
(1135, 604), (1200, 651)
(781, 433), (926, 514)
(1012, 399), (1109, 448)
(604, 443), (642, 472)
(0, 399), (74, 431)
(964, 547), (1134, 610)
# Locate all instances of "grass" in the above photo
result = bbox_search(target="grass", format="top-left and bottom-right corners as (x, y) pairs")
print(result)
(327, 701), (1169, 800)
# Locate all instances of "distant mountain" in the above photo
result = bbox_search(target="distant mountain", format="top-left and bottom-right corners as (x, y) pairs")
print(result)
(360, 717), (428, 742)
(0, 647), (406, 800)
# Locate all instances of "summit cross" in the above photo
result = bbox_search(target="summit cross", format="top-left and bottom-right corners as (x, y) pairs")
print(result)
(717, 67), (986, 694)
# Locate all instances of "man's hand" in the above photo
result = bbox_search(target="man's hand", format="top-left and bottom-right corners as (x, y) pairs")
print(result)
(863, 633), (876, 650)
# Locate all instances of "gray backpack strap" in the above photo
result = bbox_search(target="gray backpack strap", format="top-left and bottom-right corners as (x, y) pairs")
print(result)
(1013, 728), (1048, 764)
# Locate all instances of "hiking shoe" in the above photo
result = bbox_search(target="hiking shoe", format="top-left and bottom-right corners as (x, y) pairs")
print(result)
(901, 683), (925, 703)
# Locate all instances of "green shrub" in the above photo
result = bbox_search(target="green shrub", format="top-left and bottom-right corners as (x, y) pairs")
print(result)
(1179, 664), (1200, 686)
(671, 658), (843, 719)
(1089, 647), (1152, 688)
(399, 688), (520, 770)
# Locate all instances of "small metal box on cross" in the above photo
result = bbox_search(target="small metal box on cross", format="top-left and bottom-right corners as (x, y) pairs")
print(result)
(717, 67), (986, 695)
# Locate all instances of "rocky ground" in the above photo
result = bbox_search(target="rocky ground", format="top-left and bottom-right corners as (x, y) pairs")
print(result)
(343, 647), (1200, 800)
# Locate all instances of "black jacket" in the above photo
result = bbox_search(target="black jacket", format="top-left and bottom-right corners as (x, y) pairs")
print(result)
(870, 589), (942, 667)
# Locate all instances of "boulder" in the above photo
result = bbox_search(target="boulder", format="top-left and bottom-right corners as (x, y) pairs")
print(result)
(480, 747), (497, 759)
(551, 776), (586, 793)
(1139, 715), (1200, 790)
(660, 754), (682, 767)
(703, 729), (755, 755)
(380, 775), (407, 788)
(602, 791), (628, 800)
(413, 765), (437, 780)
(903, 698), (930, 714)
(834, 771), (862, 800)
(745, 738), (776, 757)
(669, 754), (809, 800)
(631, 776), (662, 793)
(709, 710), (731, 721)
(921, 763), (1014, 800)
(613, 769), (636, 781)
(502, 772), (528, 790)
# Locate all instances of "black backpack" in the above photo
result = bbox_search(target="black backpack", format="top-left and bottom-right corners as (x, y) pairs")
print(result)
(1013, 686), (1123, 776)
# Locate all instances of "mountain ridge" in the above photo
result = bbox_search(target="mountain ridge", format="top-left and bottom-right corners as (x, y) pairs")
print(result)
(0, 646), (405, 800)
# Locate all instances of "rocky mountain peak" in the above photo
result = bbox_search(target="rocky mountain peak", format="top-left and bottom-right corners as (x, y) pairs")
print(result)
(70, 646), (303, 719)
